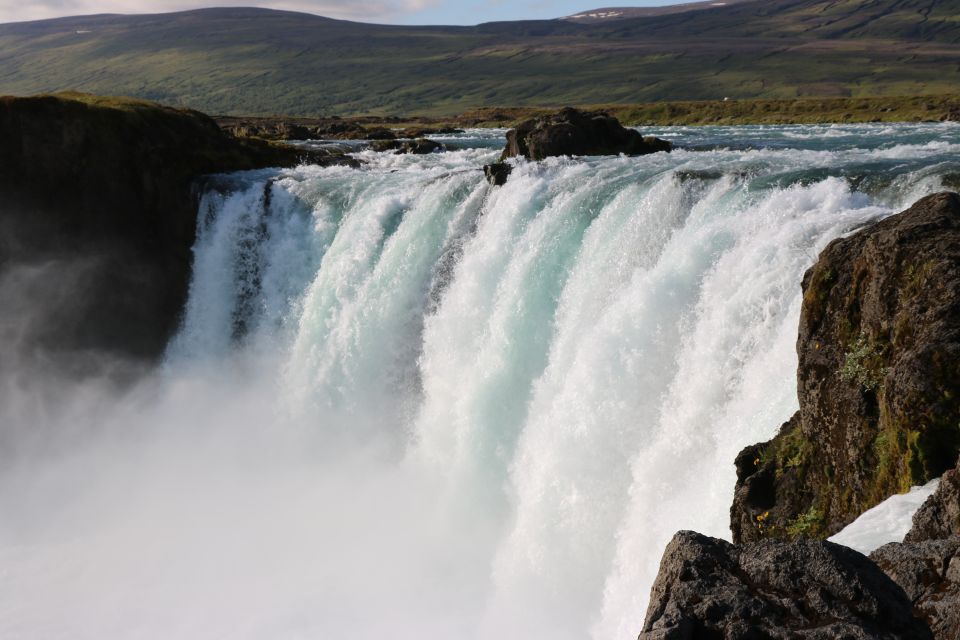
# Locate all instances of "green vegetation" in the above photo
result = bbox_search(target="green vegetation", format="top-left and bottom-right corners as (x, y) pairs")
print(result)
(840, 333), (888, 392)
(454, 96), (960, 127)
(0, 2), (958, 117)
(786, 507), (825, 538)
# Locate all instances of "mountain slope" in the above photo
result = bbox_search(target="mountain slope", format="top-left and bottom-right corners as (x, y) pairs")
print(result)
(0, 2), (958, 116)
(564, 1), (756, 23)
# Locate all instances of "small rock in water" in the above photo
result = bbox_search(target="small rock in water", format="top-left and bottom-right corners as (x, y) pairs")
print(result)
(483, 162), (512, 186)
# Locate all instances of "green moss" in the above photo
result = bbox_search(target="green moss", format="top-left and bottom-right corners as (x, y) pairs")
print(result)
(774, 427), (814, 479)
(840, 332), (888, 392)
(786, 507), (825, 538)
(802, 265), (837, 324)
(902, 260), (937, 300)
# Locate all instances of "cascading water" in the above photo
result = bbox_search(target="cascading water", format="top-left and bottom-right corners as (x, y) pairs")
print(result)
(2, 123), (958, 640)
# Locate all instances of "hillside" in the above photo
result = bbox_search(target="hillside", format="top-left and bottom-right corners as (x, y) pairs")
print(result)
(564, 1), (756, 23)
(0, 1), (958, 116)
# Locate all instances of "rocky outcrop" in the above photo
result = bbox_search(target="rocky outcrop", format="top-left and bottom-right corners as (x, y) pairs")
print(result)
(870, 537), (960, 640)
(864, 456), (960, 639)
(639, 530), (932, 640)
(0, 92), (352, 363)
(500, 107), (671, 161)
(369, 138), (443, 154)
(732, 192), (960, 543)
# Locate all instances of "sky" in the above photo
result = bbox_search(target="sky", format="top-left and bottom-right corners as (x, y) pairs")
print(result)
(0, 0), (691, 25)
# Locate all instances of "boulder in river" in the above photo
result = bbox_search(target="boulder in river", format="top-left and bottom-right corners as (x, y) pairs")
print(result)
(369, 138), (443, 154)
(501, 107), (671, 161)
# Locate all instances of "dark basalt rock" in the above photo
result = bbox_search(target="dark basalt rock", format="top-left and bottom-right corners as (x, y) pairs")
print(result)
(906, 459), (960, 543)
(396, 126), (464, 138)
(0, 92), (352, 364)
(483, 162), (512, 186)
(369, 138), (443, 154)
(870, 537), (960, 640)
(639, 531), (932, 640)
(361, 127), (397, 140)
(864, 460), (960, 640)
(221, 117), (405, 141)
(500, 107), (671, 161)
(732, 192), (960, 544)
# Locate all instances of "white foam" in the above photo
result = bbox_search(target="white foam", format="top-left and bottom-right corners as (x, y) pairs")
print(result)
(829, 480), (940, 555)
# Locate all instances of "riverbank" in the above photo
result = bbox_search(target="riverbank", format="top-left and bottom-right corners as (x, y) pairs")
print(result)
(215, 94), (960, 139)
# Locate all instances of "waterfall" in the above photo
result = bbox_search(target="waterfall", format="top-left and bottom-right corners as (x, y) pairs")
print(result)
(2, 123), (958, 640)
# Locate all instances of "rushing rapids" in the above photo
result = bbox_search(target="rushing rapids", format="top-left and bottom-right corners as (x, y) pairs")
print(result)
(2, 123), (959, 640)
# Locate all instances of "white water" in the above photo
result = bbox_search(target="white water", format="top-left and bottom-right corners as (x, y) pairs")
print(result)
(2, 123), (959, 639)
(829, 479), (940, 555)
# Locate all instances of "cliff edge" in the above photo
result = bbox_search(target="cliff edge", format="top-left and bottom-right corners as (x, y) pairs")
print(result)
(0, 92), (349, 363)
(731, 192), (960, 542)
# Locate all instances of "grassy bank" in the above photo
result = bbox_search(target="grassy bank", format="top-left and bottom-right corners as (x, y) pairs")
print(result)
(211, 94), (960, 140)
(453, 95), (960, 128)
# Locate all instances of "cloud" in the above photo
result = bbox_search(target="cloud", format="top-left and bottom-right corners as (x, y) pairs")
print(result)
(0, 0), (439, 24)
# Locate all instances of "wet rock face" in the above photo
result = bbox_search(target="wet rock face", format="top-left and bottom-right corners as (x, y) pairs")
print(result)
(639, 531), (932, 640)
(500, 107), (671, 161)
(0, 93), (345, 363)
(732, 192), (960, 543)
(870, 537), (960, 640)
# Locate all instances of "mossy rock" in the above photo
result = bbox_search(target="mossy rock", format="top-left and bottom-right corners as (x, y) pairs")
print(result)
(732, 192), (960, 543)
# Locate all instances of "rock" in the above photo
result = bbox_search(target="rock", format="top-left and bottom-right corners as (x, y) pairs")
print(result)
(369, 138), (443, 154)
(220, 118), (314, 141)
(870, 537), (960, 640)
(0, 92), (352, 364)
(732, 192), (960, 543)
(483, 162), (512, 186)
(318, 124), (396, 140)
(639, 530), (932, 640)
(397, 126), (464, 138)
(905, 459), (960, 543)
(312, 120), (371, 139)
(362, 127), (397, 140)
(500, 107), (671, 161)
